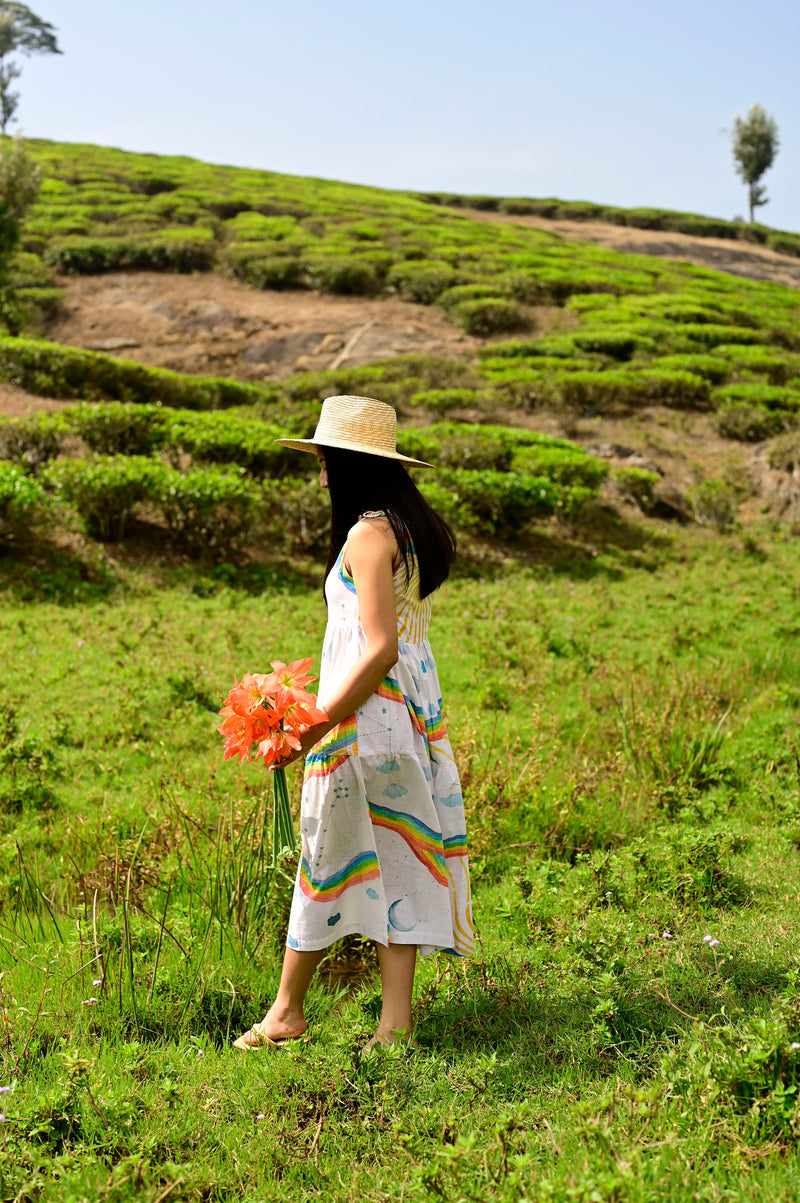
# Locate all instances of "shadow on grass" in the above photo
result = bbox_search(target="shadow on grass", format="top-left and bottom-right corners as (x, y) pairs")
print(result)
(0, 525), (323, 604)
(0, 535), (117, 603)
(2, 501), (673, 604)
(453, 504), (673, 583)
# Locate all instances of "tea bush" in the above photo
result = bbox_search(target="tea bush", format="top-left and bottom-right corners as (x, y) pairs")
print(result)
(687, 478), (742, 532)
(715, 344), (800, 385)
(262, 475), (331, 554)
(553, 368), (711, 413)
(387, 259), (458, 303)
(165, 411), (292, 478)
(714, 401), (792, 442)
(66, 402), (170, 456)
(513, 443), (610, 488)
(224, 249), (306, 290)
(767, 430), (800, 471)
(649, 353), (730, 384)
(306, 255), (385, 296)
(612, 465), (661, 511)
(0, 461), (48, 540)
(438, 467), (562, 532)
(712, 382), (800, 414)
(0, 412), (67, 471)
(157, 464), (264, 558)
(42, 455), (167, 540)
(436, 284), (509, 313)
(44, 229), (216, 273)
(450, 297), (528, 336)
(407, 387), (495, 416)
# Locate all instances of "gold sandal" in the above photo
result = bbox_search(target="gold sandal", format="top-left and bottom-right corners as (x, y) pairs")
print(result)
(232, 1022), (309, 1051)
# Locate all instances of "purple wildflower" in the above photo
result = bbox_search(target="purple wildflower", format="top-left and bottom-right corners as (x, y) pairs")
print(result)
(0, 1087), (10, 1095)
(662, 932), (673, 940)
(791, 1042), (800, 1050)
(709, 939), (720, 948)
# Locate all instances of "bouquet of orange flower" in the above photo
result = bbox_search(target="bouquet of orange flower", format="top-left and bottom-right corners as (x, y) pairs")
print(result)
(217, 658), (327, 862)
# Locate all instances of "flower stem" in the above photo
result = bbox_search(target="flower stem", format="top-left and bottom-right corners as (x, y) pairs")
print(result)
(272, 768), (295, 865)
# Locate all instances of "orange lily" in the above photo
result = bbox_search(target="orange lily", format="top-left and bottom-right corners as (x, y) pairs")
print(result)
(269, 658), (317, 701)
(258, 728), (302, 767)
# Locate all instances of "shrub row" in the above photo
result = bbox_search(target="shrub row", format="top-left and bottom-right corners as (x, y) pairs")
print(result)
(0, 336), (277, 409)
(44, 230), (216, 273)
(0, 408), (605, 495)
(711, 382), (800, 441)
(32, 447), (605, 553)
(418, 191), (800, 258)
(490, 367), (712, 413)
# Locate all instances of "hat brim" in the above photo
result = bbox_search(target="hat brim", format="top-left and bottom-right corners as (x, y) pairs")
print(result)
(274, 436), (432, 468)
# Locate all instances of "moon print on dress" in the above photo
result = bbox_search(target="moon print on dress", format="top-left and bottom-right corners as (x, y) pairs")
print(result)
(285, 534), (474, 957)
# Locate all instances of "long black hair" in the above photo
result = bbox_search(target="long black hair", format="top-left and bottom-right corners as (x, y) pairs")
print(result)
(321, 445), (456, 600)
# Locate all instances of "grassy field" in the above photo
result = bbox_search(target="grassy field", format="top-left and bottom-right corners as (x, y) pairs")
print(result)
(2, 518), (800, 1201)
(0, 139), (799, 1199)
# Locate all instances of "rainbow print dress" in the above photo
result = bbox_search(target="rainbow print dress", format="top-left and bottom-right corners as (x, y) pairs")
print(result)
(286, 517), (474, 957)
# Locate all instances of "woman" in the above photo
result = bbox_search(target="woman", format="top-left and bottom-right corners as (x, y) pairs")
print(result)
(234, 395), (473, 1051)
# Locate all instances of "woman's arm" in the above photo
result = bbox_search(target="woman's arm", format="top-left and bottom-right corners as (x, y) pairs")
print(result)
(279, 519), (399, 764)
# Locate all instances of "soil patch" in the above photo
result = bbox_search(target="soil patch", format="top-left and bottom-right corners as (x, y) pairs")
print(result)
(45, 273), (480, 381)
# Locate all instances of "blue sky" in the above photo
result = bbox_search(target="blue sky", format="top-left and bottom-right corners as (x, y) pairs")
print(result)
(14, 0), (800, 230)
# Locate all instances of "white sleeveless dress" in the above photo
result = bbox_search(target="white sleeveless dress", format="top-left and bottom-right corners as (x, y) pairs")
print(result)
(285, 516), (474, 957)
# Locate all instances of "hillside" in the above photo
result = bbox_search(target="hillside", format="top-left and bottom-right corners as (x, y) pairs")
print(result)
(1, 138), (799, 568)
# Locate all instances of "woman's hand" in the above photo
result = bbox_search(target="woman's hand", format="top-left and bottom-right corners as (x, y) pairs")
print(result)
(269, 720), (331, 770)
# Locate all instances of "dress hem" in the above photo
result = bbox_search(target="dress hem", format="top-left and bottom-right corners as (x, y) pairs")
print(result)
(287, 921), (459, 956)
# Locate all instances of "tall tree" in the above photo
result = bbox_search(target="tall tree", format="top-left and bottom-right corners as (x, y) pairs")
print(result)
(732, 104), (779, 224)
(0, 3), (61, 134)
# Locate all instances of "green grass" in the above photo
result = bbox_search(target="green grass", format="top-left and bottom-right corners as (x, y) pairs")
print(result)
(2, 522), (800, 1198)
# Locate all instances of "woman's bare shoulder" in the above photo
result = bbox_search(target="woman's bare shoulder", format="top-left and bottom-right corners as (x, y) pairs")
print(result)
(346, 516), (399, 568)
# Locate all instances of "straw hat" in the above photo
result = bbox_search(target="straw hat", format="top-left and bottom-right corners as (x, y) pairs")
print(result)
(275, 395), (432, 467)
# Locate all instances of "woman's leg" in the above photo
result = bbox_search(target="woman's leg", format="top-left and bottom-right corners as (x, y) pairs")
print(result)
(238, 948), (325, 1046)
(373, 942), (417, 1044)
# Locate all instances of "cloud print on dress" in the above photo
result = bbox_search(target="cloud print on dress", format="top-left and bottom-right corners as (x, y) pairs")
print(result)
(382, 782), (408, 799)
(439, 792), (463, 808)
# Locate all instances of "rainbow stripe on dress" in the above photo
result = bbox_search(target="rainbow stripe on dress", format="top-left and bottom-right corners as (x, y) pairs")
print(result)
(443, 833), (468, 858)
(367, 799), (448, 886)
(376, 677), (428, 741)
(299, 850), (381, 901)
(305, 714), (357, 779)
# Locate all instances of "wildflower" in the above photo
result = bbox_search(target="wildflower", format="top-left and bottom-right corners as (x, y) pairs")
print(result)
(81, 997), (99, 1006)
(709, 939), (720, 948)
(0, 1113), (4, 1123)
(791, 1042), (800, 1050)
(662, 932), (673, 939)
(604, 891), (612, 898)
(0, 1086), (10, 1094)
(92, 979), (103, 987)
(702, 935), (713, 943)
